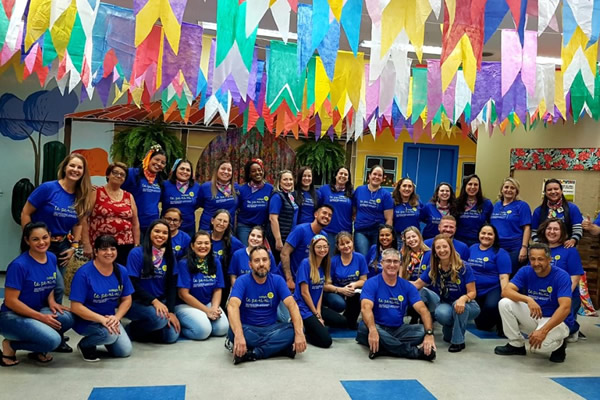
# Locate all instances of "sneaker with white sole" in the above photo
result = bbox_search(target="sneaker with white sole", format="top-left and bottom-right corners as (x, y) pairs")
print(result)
(224, 337), (233, 353)
(566, 331), (579, 343)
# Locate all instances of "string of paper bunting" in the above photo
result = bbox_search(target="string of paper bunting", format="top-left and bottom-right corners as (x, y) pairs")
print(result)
(0, 0), (599, 140)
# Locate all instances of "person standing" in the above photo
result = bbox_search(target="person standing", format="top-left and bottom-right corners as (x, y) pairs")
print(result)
(161, 159), (202, 237)
(236, 159), (273, 245)
(197, 161), (238, 231)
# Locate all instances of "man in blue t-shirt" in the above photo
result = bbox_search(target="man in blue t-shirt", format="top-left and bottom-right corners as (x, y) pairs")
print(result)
(280, 205), (333, 291)
(227, 246), (307, 365)
(423, 215), (470, 261)
(495, 243), (572, 363)
(357, 248), (436, 361)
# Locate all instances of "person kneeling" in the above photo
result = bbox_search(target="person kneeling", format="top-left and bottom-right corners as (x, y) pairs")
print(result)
(356, 248), (436, 361)
(227, 246), (307, 364)
(70, 235), (134, 362)
(494, 243), (572, 363)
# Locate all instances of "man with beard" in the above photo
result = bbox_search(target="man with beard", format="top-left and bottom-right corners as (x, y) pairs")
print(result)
(227, 246), (306, 364)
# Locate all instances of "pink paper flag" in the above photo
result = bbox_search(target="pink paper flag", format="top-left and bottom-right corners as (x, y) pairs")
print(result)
(521, 30), (537, 97)
(501, 29), (522, 96)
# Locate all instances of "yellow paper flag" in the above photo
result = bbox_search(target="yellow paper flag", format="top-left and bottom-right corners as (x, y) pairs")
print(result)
(50, 1), (78, 59)
(314, 57), (331, 113)
(381, 0), (431, 61)
(26, 0), (52, 51)
(136, 0), (183, 54)
(554, 70), (566, 118)
(441, 34), (477, 91)
(328, 0), (344, 21)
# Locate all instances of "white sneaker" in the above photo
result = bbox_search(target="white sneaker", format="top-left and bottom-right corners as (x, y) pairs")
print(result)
(566, 331), (579, 343)
(224, 337), (233, 353)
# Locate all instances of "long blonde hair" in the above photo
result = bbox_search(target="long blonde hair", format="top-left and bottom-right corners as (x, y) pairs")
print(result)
(308, 236), (331, 284)
(400, 227), (430, 279)
(429, 234), (463, 285)
(57, 153), (93, 218)
(210, 160), (237, 199)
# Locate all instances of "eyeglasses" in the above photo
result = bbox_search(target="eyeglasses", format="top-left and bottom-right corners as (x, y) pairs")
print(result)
(382, 259), (400, 264)
(164, 218), (181, 223)
(111, 171), (126, 178)
(314, 245), (329, 251)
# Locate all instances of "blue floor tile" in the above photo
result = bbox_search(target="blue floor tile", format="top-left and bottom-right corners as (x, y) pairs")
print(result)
(551, 377), (600, 400)
(88, 385), (185, 400)
(466, 323), (501, 339)
(329, 328), (357, 339)
(341, 380), (436, 400)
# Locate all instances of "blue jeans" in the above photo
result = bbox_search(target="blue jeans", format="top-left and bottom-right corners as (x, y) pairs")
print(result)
(474, 287), (502, 332)
(0, 308), (74, 353)
(77, 322), (132, 357)
(356, 321), (424, 358)
(354, 229), (378, 257)
(323, 292), (346, 313)
(126, 301), (179, 344)
(175, 304), (229, 340)
(235, 223), (254, 247)
(49, 238), (70, 304)
(419, 287), (440, 315)
(277, 301), (291, 323)
(434, 301), (481, 345)
(227, 322), (295, 359)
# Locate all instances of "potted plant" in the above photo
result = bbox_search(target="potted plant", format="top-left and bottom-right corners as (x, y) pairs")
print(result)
(295, 137), (346, 185)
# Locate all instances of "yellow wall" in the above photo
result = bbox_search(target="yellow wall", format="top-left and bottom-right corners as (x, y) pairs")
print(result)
(355, 129), (477, 189)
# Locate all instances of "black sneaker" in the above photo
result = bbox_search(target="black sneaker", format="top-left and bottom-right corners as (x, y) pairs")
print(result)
(417, 346), (436, 361)
(77, 343), (100, 362)
(549, 341), (567, 363)
(448, 343), (465, 353)
(55, 339), (73, 353)
(368, 350), (379, 360)
(494, 343), (526, 356)
(281, 345), (296, 359)
(233, 351), (257, 365)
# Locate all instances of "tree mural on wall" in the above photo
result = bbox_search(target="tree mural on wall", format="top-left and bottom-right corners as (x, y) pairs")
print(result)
(0, 87), (79, 185)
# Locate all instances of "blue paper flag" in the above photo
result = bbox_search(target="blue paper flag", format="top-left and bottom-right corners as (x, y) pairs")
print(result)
(562, 0), (577, 45)
(311, 0), (330, 52)
(587, 0), (600, 47)
(340, 0), (362, 56)
(317, 20), (340, 81)
(516, 0), (528, 45)
(297, 4), (313, 74)
(484, 0), (509, 44)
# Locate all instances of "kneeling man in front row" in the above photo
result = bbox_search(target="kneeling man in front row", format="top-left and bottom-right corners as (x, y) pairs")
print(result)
(357, 248), (436, 361)
(227, 246), (307, 364)
(495, 243), (572, 363)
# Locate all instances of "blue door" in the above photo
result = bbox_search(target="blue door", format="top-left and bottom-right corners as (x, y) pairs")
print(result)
(402, 143), (459, 203)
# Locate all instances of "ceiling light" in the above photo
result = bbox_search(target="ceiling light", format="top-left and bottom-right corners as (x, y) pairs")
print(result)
(199, 21), (298, 41)
(359, 40), (443, 55)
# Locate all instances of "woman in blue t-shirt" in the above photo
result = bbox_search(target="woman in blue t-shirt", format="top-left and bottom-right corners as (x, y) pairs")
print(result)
(126, 219), (180, 343)
(175, 231), (229, 340)
(353, 165), (394, 256)
(294, 235), (345, 348)
(161, 159), (201, 237)
(400, 227), (431, 324)
(531, 179), (583, 247)
(455, 174), (493, 247)
(323, 232), (368, 329)
(367, 224), (397, 278)
(537, 218), (584, 341)
(70, 235), (134, 361)
(163, 208), (191, 261)
(197, 160), (238, 231)
(295, 166), (318, 225)
(267, 170), (298, 262)
(414, 235), (480, 353)
(121, 145), (167, 237)
(392, 178), (422, 248)
(490, 177), (531, 276)
(21, 153), (93, 304)
(318, 166), (354, 251)
(229, 226), (278, 287)
(0, 222), (74, 366)
(467, 224), (511, 335)
(420, 182), (458, 240)
(236, 159), (273, 245)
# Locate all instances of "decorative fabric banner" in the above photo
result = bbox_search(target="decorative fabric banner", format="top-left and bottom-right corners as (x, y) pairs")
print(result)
(562, 27), (598, 97)
(267, 41), (304, 113)
(538, 0), (560, 35)
(381, 0), (432, 61)
(134, 0), (187, 54)
(501, 30), (537, 96)
(340, 0), (362, 56)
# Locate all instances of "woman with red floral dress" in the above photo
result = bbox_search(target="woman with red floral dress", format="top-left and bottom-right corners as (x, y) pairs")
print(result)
(82, 162), (140, 265)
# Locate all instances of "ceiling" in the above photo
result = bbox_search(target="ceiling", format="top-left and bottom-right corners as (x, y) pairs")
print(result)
(104, 1), (566, 62)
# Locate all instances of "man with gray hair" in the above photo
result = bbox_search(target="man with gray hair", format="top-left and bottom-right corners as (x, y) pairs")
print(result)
(357, 248), (436, 361)
(494, 243), (572, 363)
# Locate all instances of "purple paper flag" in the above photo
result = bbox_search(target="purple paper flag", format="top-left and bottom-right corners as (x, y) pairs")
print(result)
(471, 62), (501, 120)
(442, 75), (457, 122)
(161, 23), (203, 94)
(499, 72), (527, 122)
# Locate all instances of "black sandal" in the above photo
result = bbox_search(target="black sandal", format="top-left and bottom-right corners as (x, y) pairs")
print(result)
(27, 352), (53, 363)
(0, 350), (19, 367)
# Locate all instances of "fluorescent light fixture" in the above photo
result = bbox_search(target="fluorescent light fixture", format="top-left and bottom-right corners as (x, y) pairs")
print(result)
(359, 40), (442, 55)
(199, 21), (297, 41)
(535, 56), (562, 65)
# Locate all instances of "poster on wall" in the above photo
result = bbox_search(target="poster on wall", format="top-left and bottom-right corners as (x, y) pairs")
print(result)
(543, 179), (576, 202)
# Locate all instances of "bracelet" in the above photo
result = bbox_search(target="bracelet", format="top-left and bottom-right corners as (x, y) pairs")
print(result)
(335, 287), (338, 294)
(314, 313), (321, 319)
(521, 245), (527, 248)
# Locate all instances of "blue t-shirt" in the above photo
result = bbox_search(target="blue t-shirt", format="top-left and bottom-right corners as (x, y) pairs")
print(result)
(330, 252), (368, 286)
(420, 264), (475, 303)
(490, 200), (532, 250)
(230, 273), (292, 326)
(126, 246), (173, 299)
(269, 191), (299, 231)
(28, 181), (78, 236)
(423, 238), (470, 261)
(228, 248), (277, 278)
(161, 181), (201, 233)
(177, 258), (224, 305)
(531, 202), (583, 234)
(511, 266), (574, 328)
(550, 245), (584, 296)
(211, 235), (245, 269)
(420, 203), (444, 240)
(293, 259), (325, 319)
(353, 185), (394, 231)
(456, 199), (493, 244)
(285, 223), (317, 279)
(237, 183), (273, 226)
(466, 245), (511, 295)
(393, 201), (423, 234)
(318, 186), (353, 234)
(297, 190), (316, 224)
(121, 168), (161, 229)
(197, 181), (239, 231)
(407, 251), (431, 282)
(69, 261), (134, 331)
(361, 274), (422, 327)
(1, 252), (58, 312)
(594, 215), (600, 226)
(171, 231), (191, 260)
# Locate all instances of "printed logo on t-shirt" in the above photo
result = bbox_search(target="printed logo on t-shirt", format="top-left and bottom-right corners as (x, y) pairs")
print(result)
(175, 245), (181, 251)
(547, 286), (553, 293)
(162, 265), (167, 272)
(218, 249), (223, 256)
(412, 207), (417, 211)
(355, 270), (360, 276)
(376, 198), (381, 204)
(483, 257), (489, 262)
(422, 264), (427, 270)
(554, 255), (561, 260)
(397, 295), (404, 302)
(267, 292), (274, 299)
(264, 196), (269, 201)
(506, 210), (512, 214)
(189, 192), (194, 197)
(456, 279), (461, 285)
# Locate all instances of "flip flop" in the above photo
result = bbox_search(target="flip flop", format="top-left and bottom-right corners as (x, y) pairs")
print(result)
(27, 352), (53, 363)
(0, 350), (19, 367)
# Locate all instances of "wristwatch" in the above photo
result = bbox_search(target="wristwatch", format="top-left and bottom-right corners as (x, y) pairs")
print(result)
(425, 329), (434, 336)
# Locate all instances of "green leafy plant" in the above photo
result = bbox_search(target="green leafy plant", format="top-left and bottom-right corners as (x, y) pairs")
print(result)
(110, 121), (185, 171)
(295, 138), (346, 185)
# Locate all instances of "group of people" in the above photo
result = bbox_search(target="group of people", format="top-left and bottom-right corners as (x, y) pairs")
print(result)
(1, 145), (598, 367)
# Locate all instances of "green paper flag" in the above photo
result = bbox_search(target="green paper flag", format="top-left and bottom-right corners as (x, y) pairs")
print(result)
(411, 67), (427, 124)
(66, 14), (85, 72)
(216, 0), (237, 68)
(267, 41), (304, 114)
